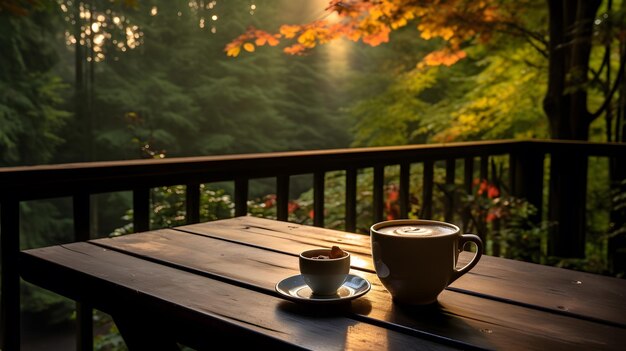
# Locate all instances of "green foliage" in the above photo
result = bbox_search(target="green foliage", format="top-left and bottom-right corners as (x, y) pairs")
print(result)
(440, 176), (551, 263)
(427, 46), (548, 141)
(350, 68), (438, 146)
(609, 179), (626, 240)
(0, 8), (70, 165)
(94, 311), (126, 351)
(111, 185), (234, 235)
(347, 42), (549, 145)
(82, 0), (351, 161)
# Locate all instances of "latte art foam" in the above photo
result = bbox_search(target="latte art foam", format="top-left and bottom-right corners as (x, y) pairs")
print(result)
(378, 224), (455, 237)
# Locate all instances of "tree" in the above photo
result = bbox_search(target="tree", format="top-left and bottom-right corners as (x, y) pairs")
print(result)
(226, 0), (625, 142)
(0, 3), (70, 166)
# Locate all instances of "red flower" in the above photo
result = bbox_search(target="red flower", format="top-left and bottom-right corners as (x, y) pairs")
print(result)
(476, 179), (500, 199)
(387, 185), (399, 202)
(486, 208), (502, 222)
(288, 201), (299, 214)
(385, 184), (400, 220)
(487, 184), (500, 199)
(308, 209), (315, 219)
(477, 180), (488, 195)
(264, 194), (277, 208)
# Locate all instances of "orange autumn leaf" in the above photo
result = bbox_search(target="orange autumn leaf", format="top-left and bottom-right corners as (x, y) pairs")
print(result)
(284, 43), (307, 55)
(225, 44), (241, 57)
(280, 24), (301, 39)
(225, 0), (512, 64)
(297, 28), (317, 48)
(362, 25), (390, 46)
(253, 31), (282, 47)
(255, 37), (267, 46)
(419, 49), (467, 68)
(266, 35), (280, 46)
(243, 43), (255, 52)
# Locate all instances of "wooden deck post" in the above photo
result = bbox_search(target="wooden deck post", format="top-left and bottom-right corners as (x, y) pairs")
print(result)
(399, 163), (410, 219)
(276, 176), (289, 222)
(444, 159), (456, 222)
(608, 155), (626, 274)
(462, 157), (474, 232)
(133, 188), (150, 233)
(185, 183), (200, 224)
(421, 160), (434, 220)
(313, 172), (325, 227)
(510, 149), (545, 224)
(73, 193), (93, 351)
(548, 151), (587, 257)
(1, 198), (20, 351)
(373, 166), (384, 223)
(235, 178), (249, 217)
(345, 168), (357, 232)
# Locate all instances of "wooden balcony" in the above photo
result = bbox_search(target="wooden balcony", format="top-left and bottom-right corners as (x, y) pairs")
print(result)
(1, 139), (625, 350)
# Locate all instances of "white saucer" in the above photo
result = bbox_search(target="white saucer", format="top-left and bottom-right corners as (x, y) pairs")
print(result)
(275, 274), (371, 304)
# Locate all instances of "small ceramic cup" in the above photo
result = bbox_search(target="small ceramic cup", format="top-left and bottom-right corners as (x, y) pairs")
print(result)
(299, 248), (350, 295)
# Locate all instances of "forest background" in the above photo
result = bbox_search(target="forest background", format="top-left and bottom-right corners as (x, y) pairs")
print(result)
(1, 0), (625, 349)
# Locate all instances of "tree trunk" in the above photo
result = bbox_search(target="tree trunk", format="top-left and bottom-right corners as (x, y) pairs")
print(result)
(544, 0), (601, 257)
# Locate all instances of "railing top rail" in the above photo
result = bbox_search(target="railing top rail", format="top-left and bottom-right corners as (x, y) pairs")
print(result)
(1, 139), (624, 200)
(526, 139), (626, 156)
(2, 139), (519, 173)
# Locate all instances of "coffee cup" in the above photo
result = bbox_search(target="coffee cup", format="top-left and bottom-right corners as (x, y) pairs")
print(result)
(370, 219), (483, 305)
(299, 248), (350, 295)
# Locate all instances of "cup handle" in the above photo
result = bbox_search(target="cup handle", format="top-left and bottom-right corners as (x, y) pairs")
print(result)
(450, 234), (483, 284)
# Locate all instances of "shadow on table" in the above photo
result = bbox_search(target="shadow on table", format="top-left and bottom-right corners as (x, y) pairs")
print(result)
(386, 300), (495, 350)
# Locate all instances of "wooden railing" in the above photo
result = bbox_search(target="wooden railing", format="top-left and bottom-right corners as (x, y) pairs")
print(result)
(1, 139), (625, 350)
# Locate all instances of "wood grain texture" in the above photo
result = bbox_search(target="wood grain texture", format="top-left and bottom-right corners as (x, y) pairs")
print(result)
(179, 217), (626, 328)
(20, 243), (453, 351)
(89, 228), (626, 351)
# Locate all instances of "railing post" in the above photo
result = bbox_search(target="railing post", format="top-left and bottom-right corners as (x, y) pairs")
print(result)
(608, 155), (626, 274)
(276, 176), (289, 221)
(373, 166), (384, 223)
(234, 177), (249, 217)
(73, 193), (93, 351)
(313, 172), (325, 227)
(444, 159), (456, 222)
(1, 197), (20, 351)
(133, 188), (150, 232)
(421, 160), (434, 219)
(186, 183), (200, 224)
(345, 168), (357, 232)
(462, 157), (474, 232)
(510, 149), (544, 224)
(399, 163), (410, 219)
(480, 156), (489, 182)
(548, 151), (587, 257)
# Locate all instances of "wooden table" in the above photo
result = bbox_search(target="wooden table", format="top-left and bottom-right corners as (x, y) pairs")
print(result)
(19, 217), (626, 350)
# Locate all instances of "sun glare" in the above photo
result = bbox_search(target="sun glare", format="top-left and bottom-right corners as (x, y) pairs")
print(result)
(60, 0), (144, 63)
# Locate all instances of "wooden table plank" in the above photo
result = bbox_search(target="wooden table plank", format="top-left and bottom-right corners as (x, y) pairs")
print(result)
(20, 243), (455, 351)
(91, 229), (626, 351)
(178, 217), (626, 327)
(453, 254), (626, 328)
(176, 217), (376, 271)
